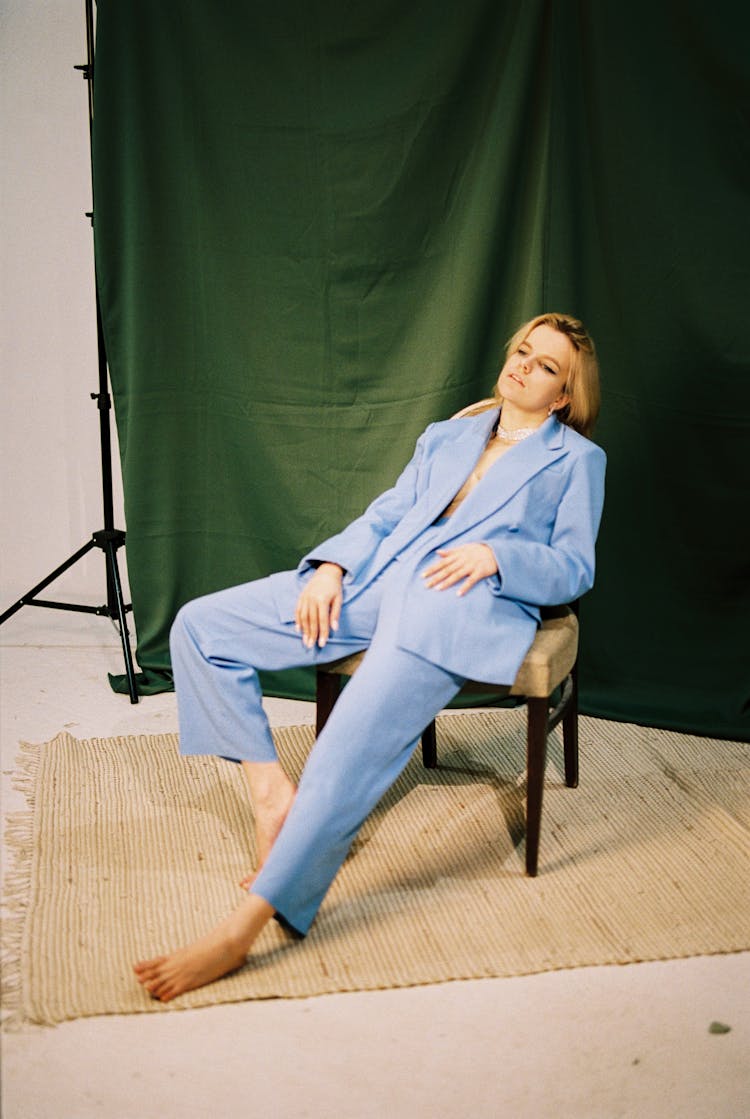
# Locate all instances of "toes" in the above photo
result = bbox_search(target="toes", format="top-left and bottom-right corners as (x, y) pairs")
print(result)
(150, 977), (176, 1001)
(133, 957), (167, 981)
(140, 966), (179, 1001)
(133, 956), (183, 1001)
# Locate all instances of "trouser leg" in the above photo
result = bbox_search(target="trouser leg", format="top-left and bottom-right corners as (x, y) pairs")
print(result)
(252, 565), (465, 935)
(169, 571), (376, 764)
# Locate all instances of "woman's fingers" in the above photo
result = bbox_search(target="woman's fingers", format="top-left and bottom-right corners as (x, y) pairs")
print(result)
(421, 550), (457, 586)
(294, 591), (318, 647)
(421, 549), (451, 578)
(301, 595), (323, 647)
(422, 549), (465, 589)
(294, 583), (343, 648)
(316, 597), (331, 647)
(455, 570), (482, 597)
(313, 588), (343, 647)
(329, 590), (342, 635)
(424, 567), (460, 590)
(421, 545), (497, 594)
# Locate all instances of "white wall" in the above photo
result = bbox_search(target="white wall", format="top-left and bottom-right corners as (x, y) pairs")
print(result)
(1, 0), (128, 615)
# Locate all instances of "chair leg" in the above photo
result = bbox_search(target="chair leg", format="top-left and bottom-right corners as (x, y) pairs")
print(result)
(562, 665), (579, 789)
(315, 672), (341, 736)
(525, 697), (548, 877)
(421, 720), (437, 768)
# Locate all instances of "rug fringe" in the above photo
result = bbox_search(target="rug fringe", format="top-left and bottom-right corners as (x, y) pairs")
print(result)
(2, 740), (42, 1030)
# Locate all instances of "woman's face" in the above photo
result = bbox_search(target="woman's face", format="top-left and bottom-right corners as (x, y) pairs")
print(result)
(496, 323), (572, 418)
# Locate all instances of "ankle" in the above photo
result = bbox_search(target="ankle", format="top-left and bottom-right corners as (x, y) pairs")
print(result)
(242, 762), (294, 808)
(227, 894), (275, 950)
(254, 777), (294, 811)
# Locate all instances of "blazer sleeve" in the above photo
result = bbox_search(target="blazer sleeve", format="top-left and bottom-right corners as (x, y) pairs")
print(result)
(299, 424), (434, 582)
(486, 443), (607, 606)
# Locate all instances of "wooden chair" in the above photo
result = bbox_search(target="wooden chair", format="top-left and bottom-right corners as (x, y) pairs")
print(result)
(315, 603), (580, 876)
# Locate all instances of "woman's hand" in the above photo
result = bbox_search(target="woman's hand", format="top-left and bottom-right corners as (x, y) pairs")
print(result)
(421, 544), (498, 597)
(294, 563), (344, 648)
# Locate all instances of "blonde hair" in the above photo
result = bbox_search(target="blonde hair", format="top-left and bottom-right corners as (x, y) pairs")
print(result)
(484, 313), (600, 437)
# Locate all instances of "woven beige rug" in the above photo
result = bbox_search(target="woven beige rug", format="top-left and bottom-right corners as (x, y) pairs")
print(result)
(3, 712), (749, 1025)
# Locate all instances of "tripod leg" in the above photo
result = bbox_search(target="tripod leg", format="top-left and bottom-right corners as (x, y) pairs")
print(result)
(103, 538), (139, 704)
(0, 539), (97, 624)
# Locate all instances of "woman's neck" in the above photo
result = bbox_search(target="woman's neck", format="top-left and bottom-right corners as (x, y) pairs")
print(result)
(498, 401), (549, 433)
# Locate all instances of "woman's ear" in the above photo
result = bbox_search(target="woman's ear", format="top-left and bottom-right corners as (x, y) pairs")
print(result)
(549, 392), (570, 415)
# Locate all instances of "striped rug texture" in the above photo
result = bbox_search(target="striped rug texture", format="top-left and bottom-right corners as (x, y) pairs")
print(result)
(3, 712), (749, 1025)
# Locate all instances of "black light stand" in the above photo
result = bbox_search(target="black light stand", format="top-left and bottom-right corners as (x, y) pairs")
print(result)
(0, 0), (138, 704)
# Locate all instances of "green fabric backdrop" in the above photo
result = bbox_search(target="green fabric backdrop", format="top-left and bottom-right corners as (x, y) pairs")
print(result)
(93, 0), (750, 739)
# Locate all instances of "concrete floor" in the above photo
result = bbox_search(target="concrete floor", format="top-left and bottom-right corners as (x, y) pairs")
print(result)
(1, 611), (748, 1119)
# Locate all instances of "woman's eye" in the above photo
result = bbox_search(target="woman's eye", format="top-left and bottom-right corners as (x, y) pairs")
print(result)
(542, 364), (556, 375)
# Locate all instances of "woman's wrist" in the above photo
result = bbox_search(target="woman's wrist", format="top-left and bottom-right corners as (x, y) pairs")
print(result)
(318, 562), (344, 579)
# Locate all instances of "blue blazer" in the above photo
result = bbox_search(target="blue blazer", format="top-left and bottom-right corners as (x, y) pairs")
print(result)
(278, 408), (606, 685)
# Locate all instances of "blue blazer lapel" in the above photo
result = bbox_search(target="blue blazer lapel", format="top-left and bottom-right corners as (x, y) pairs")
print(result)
(439, 414), (567, 536)
(360, 410), (497, 573)
(422, 409), (499, 522)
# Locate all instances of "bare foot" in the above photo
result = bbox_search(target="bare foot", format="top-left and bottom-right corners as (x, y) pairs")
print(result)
(239, 764), (296, 890)
(133, 893), (274, 1002)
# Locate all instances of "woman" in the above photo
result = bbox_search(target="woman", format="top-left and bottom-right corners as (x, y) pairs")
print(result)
(134, 312), (606, 1001)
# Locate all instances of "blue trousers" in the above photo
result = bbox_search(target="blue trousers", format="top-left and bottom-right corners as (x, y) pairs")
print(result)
(170, 532), (466, 935)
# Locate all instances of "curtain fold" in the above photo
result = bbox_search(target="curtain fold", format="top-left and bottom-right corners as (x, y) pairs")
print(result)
(94, 0), (749, 738)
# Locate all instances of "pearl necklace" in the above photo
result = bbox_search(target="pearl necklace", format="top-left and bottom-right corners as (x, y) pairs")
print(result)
(495, 422), (538, 442)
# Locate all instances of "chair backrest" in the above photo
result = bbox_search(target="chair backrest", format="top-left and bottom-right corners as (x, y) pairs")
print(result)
(450, 397), (497, 420)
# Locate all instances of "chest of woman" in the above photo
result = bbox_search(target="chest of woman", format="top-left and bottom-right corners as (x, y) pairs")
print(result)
(440, 439), (514, 518)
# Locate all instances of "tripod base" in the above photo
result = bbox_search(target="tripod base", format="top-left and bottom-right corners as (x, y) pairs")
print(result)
(0, 529), (139, 704)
